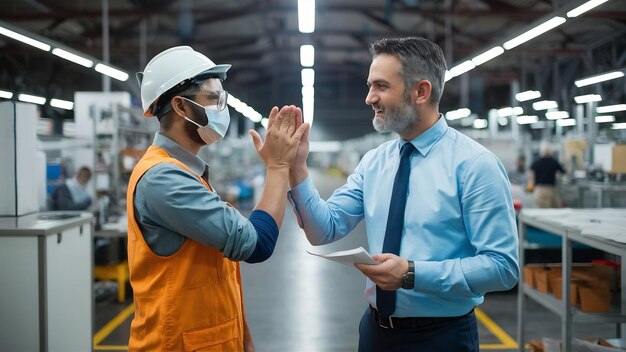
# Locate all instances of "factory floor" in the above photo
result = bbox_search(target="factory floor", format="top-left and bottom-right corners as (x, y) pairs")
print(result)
(93, 169), (617, 352)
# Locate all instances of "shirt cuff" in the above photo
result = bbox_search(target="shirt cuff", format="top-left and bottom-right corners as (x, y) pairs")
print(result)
(287, 176), (316, 229)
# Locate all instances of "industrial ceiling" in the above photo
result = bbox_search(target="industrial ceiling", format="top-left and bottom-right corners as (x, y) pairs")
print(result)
(1, 0), (625, 140)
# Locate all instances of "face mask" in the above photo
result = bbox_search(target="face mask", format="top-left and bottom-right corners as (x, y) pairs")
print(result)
(182, 97), (231, 145)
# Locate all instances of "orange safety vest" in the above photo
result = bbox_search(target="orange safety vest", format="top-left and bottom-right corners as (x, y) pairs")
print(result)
(127, 145), (244, 351)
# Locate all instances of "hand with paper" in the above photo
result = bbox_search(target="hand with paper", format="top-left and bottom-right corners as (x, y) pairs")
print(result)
(306, 246), (379, 266)
(354, 253), (409, 291)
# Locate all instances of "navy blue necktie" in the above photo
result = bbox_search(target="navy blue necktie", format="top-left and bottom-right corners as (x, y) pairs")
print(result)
(376, 142), (415, 318)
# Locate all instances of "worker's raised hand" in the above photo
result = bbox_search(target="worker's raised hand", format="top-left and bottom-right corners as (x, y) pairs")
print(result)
(249, 105), (309, 169)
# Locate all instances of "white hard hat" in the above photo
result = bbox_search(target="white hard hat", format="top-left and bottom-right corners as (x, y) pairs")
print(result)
(137, 46), (231, 117)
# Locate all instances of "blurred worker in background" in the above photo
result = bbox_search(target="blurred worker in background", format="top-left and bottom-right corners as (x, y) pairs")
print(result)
(130, 46), (307, 351)
(288, 37), (519, 351)
(529, 141), (565, 208)
(50, 166), (92, 210)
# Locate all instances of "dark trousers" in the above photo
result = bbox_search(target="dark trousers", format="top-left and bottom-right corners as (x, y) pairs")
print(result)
(358, 308), (479, 352)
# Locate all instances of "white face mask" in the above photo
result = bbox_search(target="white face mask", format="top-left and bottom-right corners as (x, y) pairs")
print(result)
(182, 97), (231, 145)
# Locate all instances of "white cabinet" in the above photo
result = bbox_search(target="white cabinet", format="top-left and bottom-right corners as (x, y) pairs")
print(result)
(0, 212), (93, 352)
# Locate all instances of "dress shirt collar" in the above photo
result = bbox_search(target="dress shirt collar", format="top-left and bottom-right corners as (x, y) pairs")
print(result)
(402, 114), (448, 157)
(153, 132), (207, 176)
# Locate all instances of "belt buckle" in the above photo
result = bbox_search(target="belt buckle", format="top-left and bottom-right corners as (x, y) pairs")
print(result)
(378, 316), (394, 329)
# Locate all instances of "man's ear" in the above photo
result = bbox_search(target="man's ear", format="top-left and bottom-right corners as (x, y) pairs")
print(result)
(170, 96), (187, 117)
(413, 80), (432, 105)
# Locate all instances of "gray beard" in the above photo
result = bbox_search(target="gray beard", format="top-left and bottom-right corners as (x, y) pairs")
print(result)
(372, 99), (418, 135)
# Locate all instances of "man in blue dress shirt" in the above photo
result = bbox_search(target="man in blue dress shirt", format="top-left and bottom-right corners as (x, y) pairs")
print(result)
(288, 37), (519, 351)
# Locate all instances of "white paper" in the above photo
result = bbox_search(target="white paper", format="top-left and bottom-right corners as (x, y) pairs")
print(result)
(307, 246), (379, 266)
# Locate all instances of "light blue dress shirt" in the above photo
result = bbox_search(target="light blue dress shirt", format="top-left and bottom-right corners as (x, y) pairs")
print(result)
(133, 132), (257, 260)
(288, 116), (519, 317)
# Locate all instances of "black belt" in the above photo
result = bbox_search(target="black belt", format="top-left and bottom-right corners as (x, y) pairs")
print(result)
(369, 306), (473, 330)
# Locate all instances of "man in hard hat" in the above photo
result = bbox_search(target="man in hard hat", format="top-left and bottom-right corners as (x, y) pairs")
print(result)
(129, 46), (308, 351)
(287, 37), (518, 351)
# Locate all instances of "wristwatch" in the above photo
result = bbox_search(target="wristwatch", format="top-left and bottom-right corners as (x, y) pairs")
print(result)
(401, 260), (415, 289)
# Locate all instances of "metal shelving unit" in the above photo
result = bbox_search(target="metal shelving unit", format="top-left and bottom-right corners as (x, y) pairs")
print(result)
(517, 209), (626, 352)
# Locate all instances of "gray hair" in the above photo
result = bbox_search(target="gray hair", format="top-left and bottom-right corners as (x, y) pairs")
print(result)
(369, 37), (447, 106)
(539, 141), (553, 157)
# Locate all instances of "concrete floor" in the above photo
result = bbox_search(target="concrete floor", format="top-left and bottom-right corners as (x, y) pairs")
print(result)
(94, 168), (619, 351)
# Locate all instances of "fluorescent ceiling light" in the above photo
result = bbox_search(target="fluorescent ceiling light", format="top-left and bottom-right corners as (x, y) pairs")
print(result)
(445, 108), (471, 120)
(575, 71), (624, 87)
(503, 16), (566, 50)
(444, 70), (452, 82)
(515, 90), (541, 102)
(497, 106), (523, 117)
(95, 63), (129, 81)
(532, 100), (558, 110)
(302, 85), (314, 98)
(556, 118), (576, 127)
(302, 97), (314, 125)
(498, 117), (509, 126)
(298, 0), (315, 33)
(471, 46), (505, 66)
(50, 98), (74, 110)
(546, 111), (570, 120)
(612, 123), (626, 130)
(300, 45), (314, 67)
(52, 48), (93, 68)
(567, 0), (609, 18)
(261, 118), (269, 129)
(574, 94), (602, 104)
(517, 115), (539, 125)
(0, 26), (50, 51)
(449, 60), (475, 78)
(473, 119), (488, 129)
(595, 115), (615, 123)
(18, 93), (46, 105)
(309, 141), (342, 153)
(227, 93), (264, 123)
(0, 90), (13, 99)
(597, 104), (626, 113)
(301, 68), (315, 86)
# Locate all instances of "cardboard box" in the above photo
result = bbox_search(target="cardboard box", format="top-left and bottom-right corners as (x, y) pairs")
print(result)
(550, 276), (582, 305)
(524, 264), (547, 288)
(579, 286), (611, 313)
(612, 145), (626, 174)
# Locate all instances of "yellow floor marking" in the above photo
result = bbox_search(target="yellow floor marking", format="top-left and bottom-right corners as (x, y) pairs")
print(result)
(476, 307), (518, 350)
(92, 304), (520, 350)
(93, 303), (134, 346)
(94, 345), (128, 351)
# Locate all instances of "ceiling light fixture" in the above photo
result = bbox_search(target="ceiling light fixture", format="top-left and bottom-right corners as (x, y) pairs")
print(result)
(445, 108), (471, 120)
(575, 71), (624, 87)
(471, 46), (505, 66)
(300, 45), (315, 67)
(448, 61), (476, 78)
(18, 93), (46, 105)
(595, 115), (615, 123)
(515, 90), (542, 102)
(516, 115), (539, 125)
(0, 25), (50, 51)
(546, 111), (570, 120)
(574, 94), (602, 104)
(567, 0), (610, 18)
(596, 104), (626, 113)
(556, 118), (576, 126)
(298, 0), (315, 33)
(95, 63), (129, 82)
(50, 98), (74, 110)
(0, 90), (13, 99)
(52, 48), (93, 68)
(503, 16), (566, 50)
(532, 100), (558, 110)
